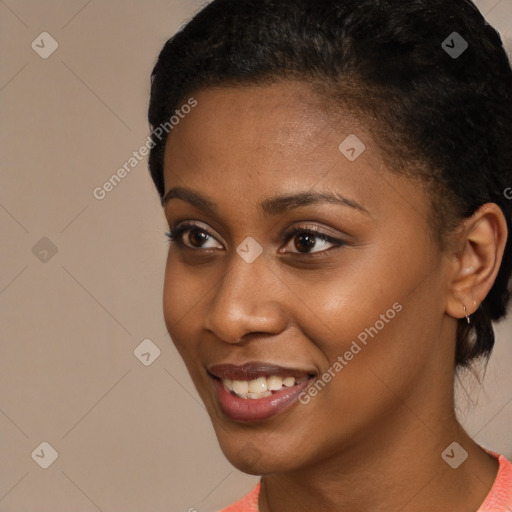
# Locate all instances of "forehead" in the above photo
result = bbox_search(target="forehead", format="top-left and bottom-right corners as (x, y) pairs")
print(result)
(162, 81), (431, 227)
(165, 83), (369, 185)
(167, 82), (338, 162)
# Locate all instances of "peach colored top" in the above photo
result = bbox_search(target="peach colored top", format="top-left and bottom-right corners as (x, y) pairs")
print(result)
(219, 453), (512, 512)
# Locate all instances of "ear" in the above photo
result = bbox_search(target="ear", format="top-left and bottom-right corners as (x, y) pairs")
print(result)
(446, 203), (508, 321)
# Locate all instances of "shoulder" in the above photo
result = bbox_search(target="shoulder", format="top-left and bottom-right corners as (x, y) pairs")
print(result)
(478, 452), (512, 512)
(217, 482), (260, 512)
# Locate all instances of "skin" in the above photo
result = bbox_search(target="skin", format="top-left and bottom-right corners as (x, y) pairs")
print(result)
(161, 81), (507, 511)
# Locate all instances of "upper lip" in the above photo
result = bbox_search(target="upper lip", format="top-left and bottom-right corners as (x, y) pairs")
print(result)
(208, 362), (316, 381)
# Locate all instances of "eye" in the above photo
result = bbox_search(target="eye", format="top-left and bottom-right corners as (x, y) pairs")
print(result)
(281, 226), (344, 255)
(165, 222), (345, 255)
(165, 222), (223, 250)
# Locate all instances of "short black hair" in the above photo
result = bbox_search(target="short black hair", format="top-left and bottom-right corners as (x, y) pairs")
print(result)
(148, 0), (512, 367)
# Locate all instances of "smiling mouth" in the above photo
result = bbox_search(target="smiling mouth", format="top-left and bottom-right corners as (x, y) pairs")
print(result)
(208, 362), (316, 421)
(221, 374), (311, 399)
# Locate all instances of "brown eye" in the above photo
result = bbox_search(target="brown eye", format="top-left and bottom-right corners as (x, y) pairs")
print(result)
(188, 228), (211, 248)
(166, 222), (223, 250)
(282, 227), (343, 255)
(293, 233), (317, 253)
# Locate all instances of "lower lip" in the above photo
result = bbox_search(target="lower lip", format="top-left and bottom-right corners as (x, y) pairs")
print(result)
(213, 378), (312, 422)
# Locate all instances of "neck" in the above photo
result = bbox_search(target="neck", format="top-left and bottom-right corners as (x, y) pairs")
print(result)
(259, 404), (498, 512)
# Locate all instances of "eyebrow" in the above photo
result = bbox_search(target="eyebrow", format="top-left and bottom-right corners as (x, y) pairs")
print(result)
(162, 187), (368, 215)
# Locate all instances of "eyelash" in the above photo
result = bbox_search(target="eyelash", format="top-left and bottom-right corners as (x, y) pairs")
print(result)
(165, 222), (345, 256)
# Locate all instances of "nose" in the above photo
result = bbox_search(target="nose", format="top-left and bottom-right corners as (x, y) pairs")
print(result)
(203, 252), (289, 344)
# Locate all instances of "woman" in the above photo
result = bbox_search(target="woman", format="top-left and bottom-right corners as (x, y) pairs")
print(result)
(147, 0), (512, 510)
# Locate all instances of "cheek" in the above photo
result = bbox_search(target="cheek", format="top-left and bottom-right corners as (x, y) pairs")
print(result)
(162, 254), (207, 350)
(162, 261), (211, 391)
(162, 258), (180, 332)
(292, 244), (443, 383)
(283, 251), (402, 346)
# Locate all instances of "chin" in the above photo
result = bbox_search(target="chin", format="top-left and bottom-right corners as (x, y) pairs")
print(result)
(216, 433), (305, 475)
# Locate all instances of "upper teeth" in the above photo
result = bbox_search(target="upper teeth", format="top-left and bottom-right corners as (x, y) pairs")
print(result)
(223, 375), (303, 399)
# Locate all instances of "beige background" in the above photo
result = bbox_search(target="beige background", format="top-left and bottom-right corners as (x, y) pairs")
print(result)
(1, 1), (511, 511)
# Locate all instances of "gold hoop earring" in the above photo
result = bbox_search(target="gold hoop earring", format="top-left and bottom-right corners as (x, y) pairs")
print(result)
(463, 305), (471, 325)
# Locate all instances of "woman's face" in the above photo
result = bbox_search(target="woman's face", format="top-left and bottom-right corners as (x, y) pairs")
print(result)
(162, 81), (456, 475)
